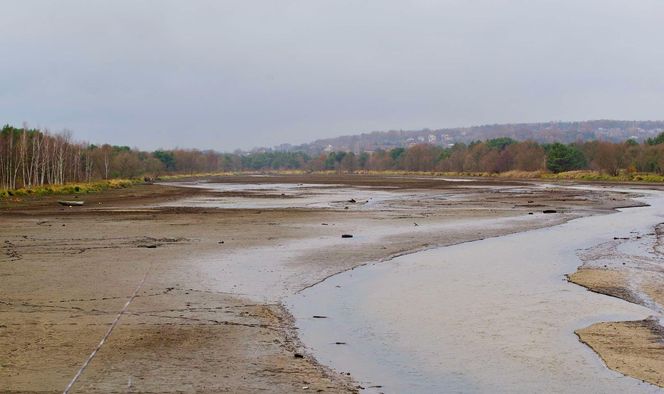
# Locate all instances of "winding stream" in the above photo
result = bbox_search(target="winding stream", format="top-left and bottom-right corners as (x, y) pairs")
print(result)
(287, 187), (664, 393)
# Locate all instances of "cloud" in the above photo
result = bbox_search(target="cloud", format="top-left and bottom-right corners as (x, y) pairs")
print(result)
(2, 0), (663, 150)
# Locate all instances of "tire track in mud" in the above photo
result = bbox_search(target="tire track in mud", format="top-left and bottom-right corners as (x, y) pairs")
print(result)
(1, 236), (193, 261)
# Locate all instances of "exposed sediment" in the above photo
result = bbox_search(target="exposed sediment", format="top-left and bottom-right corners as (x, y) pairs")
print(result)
(576, 318), (664, 388)
(0, 175), (651, 392)
(569, 221), (664, 388)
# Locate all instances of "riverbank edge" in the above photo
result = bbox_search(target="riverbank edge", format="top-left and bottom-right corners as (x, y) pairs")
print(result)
(566, 194), (664, 388)
(569, 270), (664, 387)
(282, 186), (651, 391)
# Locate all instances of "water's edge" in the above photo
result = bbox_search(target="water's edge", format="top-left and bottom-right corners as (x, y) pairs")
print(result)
(287, 187), (663, 393)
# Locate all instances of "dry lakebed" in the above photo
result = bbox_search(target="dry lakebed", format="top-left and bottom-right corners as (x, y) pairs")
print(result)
(1, 174), (663, 393)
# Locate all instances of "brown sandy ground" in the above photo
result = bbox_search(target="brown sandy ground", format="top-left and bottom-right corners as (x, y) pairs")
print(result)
(569, 220), (664, 387)
(568, 269), (642, 305)
(0, 175), (640, 393)
(576, 319), (664, 387)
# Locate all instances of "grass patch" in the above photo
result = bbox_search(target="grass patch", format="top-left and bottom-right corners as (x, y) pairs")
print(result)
(0, 178), (143, 199)
(542, 171), (664, 182)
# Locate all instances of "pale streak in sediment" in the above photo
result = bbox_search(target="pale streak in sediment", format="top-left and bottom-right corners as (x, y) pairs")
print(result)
(63, 268), (151, 394)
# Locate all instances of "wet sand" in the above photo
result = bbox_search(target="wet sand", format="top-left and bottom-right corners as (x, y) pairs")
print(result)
(569, 212), (664, 387)
(576, 319), (664, 388)
(0, 175), (656, 392)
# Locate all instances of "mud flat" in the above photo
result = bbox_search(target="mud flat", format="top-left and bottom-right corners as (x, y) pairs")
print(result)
(0, 175), (650, 392)
(288, 185), (664, 393)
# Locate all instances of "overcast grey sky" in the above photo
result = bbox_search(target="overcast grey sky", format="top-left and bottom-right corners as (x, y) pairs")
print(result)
(1, 1), (663, 151)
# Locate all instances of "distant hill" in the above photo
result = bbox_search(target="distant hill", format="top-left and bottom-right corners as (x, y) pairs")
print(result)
(272, 120), (664, 154)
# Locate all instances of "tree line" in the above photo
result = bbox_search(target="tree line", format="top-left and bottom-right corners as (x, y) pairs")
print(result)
(308, 137), (664, 176)
(3, 124), (664, 190)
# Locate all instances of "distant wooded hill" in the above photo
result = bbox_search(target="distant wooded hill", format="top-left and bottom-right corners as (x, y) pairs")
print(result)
(272, 120), (664, 154)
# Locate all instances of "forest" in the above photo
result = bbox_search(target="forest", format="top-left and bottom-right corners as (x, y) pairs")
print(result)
(2, 124), (664, 191)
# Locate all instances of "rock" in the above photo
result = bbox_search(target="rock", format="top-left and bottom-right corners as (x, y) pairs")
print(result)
(542, 209), (557, 214)
(348, 198), (357, 203)
(341, 234), (353, 238)
(334, 342), (346, 345)
(313, 315), (327, 319)
(528, 212), (534, 215)
(218, 241), (224, 244)
(294, 353), (304, 358)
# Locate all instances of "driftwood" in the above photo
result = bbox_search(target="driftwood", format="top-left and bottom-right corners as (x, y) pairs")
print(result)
(58, 200), (84, 207)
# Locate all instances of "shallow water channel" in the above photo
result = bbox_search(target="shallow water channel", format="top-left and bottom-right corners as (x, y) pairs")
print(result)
(287, 187), (664, 393)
